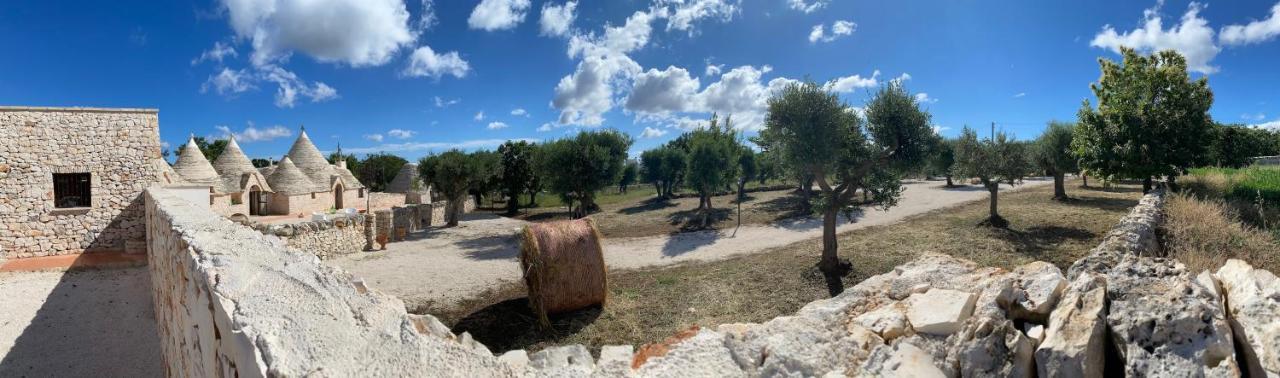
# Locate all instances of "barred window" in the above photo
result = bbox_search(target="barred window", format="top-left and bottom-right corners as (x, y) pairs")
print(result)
(53, 173), (91, 208)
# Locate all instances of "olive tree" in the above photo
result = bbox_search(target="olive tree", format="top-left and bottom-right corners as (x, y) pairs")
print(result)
(761, 81), (934, 295)
(1033, 121), (1078, 200)
(926, 138), (957, 187)
(538, 129), (633, 218)
(619, 161), (638, 193)
(357, 152), (408, 192)
(640, 145), (687, 199)
(419, 150), (475, 227)
(683, 115), (742, 227)
(498, 140), (537, 215)
(953, 127), (1033, 227)
(1074, 48), (1213, 193)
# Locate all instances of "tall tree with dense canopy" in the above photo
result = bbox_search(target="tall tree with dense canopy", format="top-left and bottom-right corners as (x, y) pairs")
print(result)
(467, 150), (501, 207)
(737, 147), (758, 197)
(1073, 48), (1214, 193)
(498, 141), (537, 215)
(761, 81), (934, 295)
(356, 152), (407, 192)
(1204, 123), (1280, 168)
(619, 161), (638, 193)
(953, 127), (1033, 227)
(926, 138), (957, 187)
(683, 115), (742, 227)
(538, 129), (633, 218)
(419, 150), (475, 227)
(640, 146), (687, 199)
(1033, 121), (1078, 200)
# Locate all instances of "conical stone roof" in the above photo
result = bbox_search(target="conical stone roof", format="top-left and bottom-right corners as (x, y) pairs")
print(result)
(213, 137), (272, 193)
(173, 137), (220, 187)
(386, 163), (420, 193)
(285, 129), (331, 192)
(267, 157), (314, 196)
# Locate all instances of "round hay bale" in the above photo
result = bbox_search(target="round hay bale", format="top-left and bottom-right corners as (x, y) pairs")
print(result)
(519, 217), (607, 326)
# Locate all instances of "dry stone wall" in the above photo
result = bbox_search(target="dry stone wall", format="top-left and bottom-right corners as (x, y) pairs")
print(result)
(0, 107), (165, 259)
(249, 215), (368, 260)
(144, 183), (1280, 377)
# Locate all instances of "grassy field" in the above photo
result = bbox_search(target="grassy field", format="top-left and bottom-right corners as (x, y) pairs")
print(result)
(496, 180), (793, 210)
(491, 183), (808, 238)
(440, 180), (1141, 354)
(1163, 193), (1280, 274)
(1185, 165), (1280, 202)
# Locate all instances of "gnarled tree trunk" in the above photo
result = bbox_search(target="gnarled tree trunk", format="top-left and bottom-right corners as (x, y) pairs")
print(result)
(1052, 173), (1068, 201)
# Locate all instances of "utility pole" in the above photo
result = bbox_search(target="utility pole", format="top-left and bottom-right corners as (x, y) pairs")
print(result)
(991, 122), (995, 140)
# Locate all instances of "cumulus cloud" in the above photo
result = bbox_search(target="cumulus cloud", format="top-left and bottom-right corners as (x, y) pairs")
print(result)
(640, 126), (669, 138)
(809, 20), (855, 43)
(1242, 112), (1267, 121)
(787, 0), (828, 14)
(487, 121), (510, 129)
(220, 0), (416, 67)
(364, 134), (385, 142)
(511, 108), (529, 116)
(474, 111), (486, 121)
(824, 70), (880, 93)
(915, 93), (938, 104)
(434, 96), (459, 107)
(192, 41), (238, 65)
(259, 65), (338, 107)
(1255, 120), (1280, 130)
(1090, 1), (1220, 74)
(201, 68), (256, 95)
(215, 124), (293, 142)
(402, 45), (470, 79)
(553, 10), (658, 126)
(468, 0), (531, 31)
(540, 1), (577, 37)
(626, 66), (702, 115)
(705, 64), (724, 76)
(387, 129), (416, 139)
(658, 0), (740, 33)
(345, 138), (538, 154)
(537, 123), (554, 132)
(417, 0), (437, 30)
(1221, 2), (1280, 45)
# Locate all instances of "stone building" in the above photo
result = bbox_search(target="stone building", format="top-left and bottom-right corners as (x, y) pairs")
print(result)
(0, 106), (173, 259)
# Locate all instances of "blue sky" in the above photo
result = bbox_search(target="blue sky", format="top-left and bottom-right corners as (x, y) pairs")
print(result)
(3, 0), (1280, 160)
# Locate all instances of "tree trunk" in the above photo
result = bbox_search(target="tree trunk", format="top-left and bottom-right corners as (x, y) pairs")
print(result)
(1052, 173), (1067, 201)
(818, 206), (847, 296)
(1142, 177), (1153, 194)
(945, 175), (953, 187)
(989, 185), (999, 220)
(579, 195), (596, 219)
(446, 196), (462, 227)
(528, 191), (537, 207)
(1167, 175), (1179, 192)
(1082, 174), (1088, 188)
(701, 194), (711, 229)
(506, 189), (520, 215)
(472, 193), (483, 208)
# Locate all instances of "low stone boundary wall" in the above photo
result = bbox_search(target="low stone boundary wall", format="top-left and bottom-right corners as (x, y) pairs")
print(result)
(250, 215), (367, 260)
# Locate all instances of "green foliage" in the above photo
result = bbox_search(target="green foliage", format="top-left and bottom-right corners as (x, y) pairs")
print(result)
(954, 127), (1032, 188)
(683, 115), (743, 207)
(192, 136), (228, 161)
(356, 152), (408, 192)
(1034, 121), (1078, 175)
(326, 145), (360, 172)
(754, 150), (781, 185)
(251, 158), (276, 168)
(1073, 48), (1214, 180)
(738, 148), (759, 185)
(498, 141), (537, 214)
(619, 161), (639, 191)
(1188, 166), (1280, 203)
(1204, 123), (1280, 168)
(467, 149), (502, 204)
(640, 145), (688, 198)
(926, 138), (956, 179)
(537, 129), (634, 217)
(419, 150), (475, 202)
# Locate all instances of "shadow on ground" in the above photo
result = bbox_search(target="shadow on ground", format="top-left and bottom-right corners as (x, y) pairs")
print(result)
(450, 297), (601, 354)
(616, 198), (679, 215)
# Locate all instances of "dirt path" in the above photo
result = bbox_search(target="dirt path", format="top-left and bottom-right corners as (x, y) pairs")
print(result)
(329, 179), (1053, 311)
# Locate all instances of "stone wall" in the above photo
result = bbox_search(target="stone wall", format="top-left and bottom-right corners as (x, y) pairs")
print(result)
(0, 107), (165, 259)
(368, 192), (409, 211)
(249, 215), (368, 260)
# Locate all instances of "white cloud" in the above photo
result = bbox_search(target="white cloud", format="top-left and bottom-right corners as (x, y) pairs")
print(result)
(192, 41), (238, 65)
(915, 93), (938, 104)
(474, 111), (486, 121)
(787, 0), (828, 14)
(537, 123), (554, 132)
(658, 0), (740, 33)
(434, 96), (459, 107)
(1014, 92), (1028, 98)
(387, 129), (415, 139)
(625, 66), (702, 115)
(511, 108), (529, 116)
(824, 70), (880, 92)
(201, 68), (256, 95)
(215, 124), (293, 142)
(1221, 3), (1280, 46)
(640, 126), (669, 138)
(553, 10), (658, 126)
(487, 121), (510, 129)
(345, 138), (538, 154)
(468, 0), (531, 31)
(220, 0), (416, 67)
(402, 45), (470, 79)
(931, 125), (951, 135)
(364, 133), (385, 142)
(1255, 120), (1280, 130)
(705, 64), (724, 76)
(1090, 1), (1220, 74)
(417, 0), (437, 30)
(809, 20), (855, 43)
(540, 1), (577, 37)
(259, 65), (338, 107)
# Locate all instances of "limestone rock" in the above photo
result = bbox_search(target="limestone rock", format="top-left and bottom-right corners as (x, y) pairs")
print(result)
(1215, 259), (1280, 377)
(635, 330), (744, 377)
(1007, 261), (1066, 322)
(1105, 255), (1239, 376)
(528, 344), (595, 376)
(1025, 324), (1044, 346)
(596, 345), (635, 377)
(721, 315), (881, 376)
(1035, 274), (1107, 378)
(946, 317), (1035, 377)
(498, 350), (530, 373)
(906, 288), (976, 336)
(859, 342), (946, 378)
(853, 302), (910, 341)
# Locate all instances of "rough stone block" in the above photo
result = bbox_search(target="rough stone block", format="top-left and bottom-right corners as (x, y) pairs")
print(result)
(1035, 274), (1107, 378)
(1215, 259), (1280, 377)
(906, 288), (976, 336)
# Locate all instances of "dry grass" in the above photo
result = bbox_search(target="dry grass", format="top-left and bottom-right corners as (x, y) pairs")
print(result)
(437, 180), (1141, 354)
(1163, 193), (1280, 274)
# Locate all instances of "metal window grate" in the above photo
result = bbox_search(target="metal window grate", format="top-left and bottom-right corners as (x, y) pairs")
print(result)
(53, 173), (91, 208)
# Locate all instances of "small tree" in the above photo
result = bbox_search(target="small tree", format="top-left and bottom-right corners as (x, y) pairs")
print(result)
(640, 146), (687, 199)
(754, 150), (780, 186)
(357, 153), (408, 192)
(419, 150), (475, 227)
(1034, 122), (1078, 200)
(619, 161), (638, 193)
(498, 141), (537, 215)
(683, 115), (742, 227)
(538, 130), (633, 218)
(954, 127), (1032, 227)
(926, 138), (957, 187)
(737, 147), (758, 197)
(762, 81), (934, 295)
(467, 150), (501, 207)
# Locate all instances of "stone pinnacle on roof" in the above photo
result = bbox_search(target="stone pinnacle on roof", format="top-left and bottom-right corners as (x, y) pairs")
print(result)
(267, 157), (314, 196)
(285, 127), (331, 192)
(172, 136), (220, 187)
